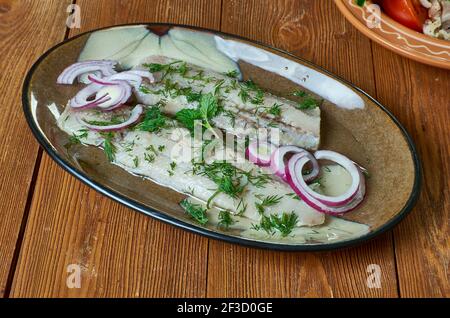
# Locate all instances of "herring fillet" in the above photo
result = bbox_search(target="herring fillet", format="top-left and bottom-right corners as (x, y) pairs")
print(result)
(57, 105), (325, 227)
(134, 56), (321, 150)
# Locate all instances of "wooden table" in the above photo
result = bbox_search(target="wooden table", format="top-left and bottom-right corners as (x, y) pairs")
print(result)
(0, 0), (448, 298)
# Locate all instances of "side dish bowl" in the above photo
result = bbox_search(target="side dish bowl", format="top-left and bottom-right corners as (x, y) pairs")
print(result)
(335, 0), (450, 69)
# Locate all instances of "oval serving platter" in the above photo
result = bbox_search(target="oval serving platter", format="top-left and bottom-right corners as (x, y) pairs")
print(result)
(22, 23), (421, 251)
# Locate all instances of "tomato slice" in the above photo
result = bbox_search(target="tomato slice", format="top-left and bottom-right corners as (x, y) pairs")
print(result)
(379, 0), (428, 32)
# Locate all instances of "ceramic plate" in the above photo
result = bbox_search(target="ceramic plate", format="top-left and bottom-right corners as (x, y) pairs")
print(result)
(22, 24), (421, 251)
(335, 0), (450, 70)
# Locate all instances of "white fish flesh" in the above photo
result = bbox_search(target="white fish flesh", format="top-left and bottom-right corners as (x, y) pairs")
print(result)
(134, 56), (321, 150)
(57, 105), (325, 227)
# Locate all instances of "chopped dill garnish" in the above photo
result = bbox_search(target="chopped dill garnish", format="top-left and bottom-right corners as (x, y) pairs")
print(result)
(292, 90), (322, 110)
(123, 141), (135, 152)
(223, 110), (236, 127)
(180, 199), (208, 225)
(144, 153), (155, 164)
(292, 90), (307, 98)
(255, 194), (283, 215)
(193, 160), (270, 208)
(297, 97), (321, 110)
(133, 156), (139, 168)
(271, 213), (298, 237)
(143, 60), (185, 80)
(68, 129), (88, 145)
(236, 199), (248, 216)
(100, 132), (116, 162)
(134, 105), (167, 132)
(168, 161), (177, 176)
(146, 145), (158, 155)
(185, 70), (211, 83)
(267, 103), (282, 117)
(214, 79), (225, 96)
(158, 145), (166, 152)
(225, 70), (239, 78)
(255, 103), (283, 117)
(238, 79), (265, 105)
(251, 212), (298, 237)
(218, 210), (235, 230)
(85, 117), (123, 127)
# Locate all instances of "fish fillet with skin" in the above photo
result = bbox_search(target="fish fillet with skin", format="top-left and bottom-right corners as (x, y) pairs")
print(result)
(134, 56), (321, 150)
(57, 105), (325, 227)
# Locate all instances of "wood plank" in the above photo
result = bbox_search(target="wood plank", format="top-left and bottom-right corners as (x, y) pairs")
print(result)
(10, 0), (221, 298)
(371, 45), (450, 297)
(0, 0), (71, 296)
(206, 0), (398, 298)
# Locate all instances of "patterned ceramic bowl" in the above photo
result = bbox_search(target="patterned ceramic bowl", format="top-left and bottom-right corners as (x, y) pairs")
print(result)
(335, 0), (450, 69)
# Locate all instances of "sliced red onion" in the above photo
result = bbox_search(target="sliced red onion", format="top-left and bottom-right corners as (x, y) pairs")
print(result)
(270, 145), (319, 182)
(246, 141), (276, 167)
(70, 83), (111, 110)
(104, 70), (154, 87)
(80, 104), (144, 132)
(57, 60), (117, 85)
(70, 76), (132, 111)
(286, 153), (366, 215)
(293, 150), (360, 206)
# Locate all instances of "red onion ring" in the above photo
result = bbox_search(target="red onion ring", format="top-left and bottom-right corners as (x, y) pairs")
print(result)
(57, 60), (117, 85)
(246, 141), (276, 167)
(286, 153), (366, 215)
(79, 104), (144, 132)
(70, 76), (132, 111)
(270, 145), (320, 182)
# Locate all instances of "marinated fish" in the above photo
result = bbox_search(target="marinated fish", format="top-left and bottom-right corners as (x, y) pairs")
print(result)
(58, 105), (325, 227)
(134, 56), (321, 150)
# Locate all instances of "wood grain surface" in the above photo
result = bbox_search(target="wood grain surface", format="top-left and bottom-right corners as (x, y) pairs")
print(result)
(10, 0), (221, 298)
(371, 46), (450, 297)
(1, 0), (448, 298)
(0, 0), (72, 296)
(206, 0), (397, 298)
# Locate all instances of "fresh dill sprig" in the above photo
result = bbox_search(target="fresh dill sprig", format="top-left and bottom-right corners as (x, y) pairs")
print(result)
(133, 156), (139, 168)
(168, 161), (177, 176)
(238, 79), (265, 105)
(292, 90), (307, 98)
(100, 132), (116, 162)
(225, 70), (239, 78)
(193, 160), (270, 208)
(68, 129), (88, 145)
(218, 210), (235, 230)
(144, 153), (155, 164)
(223, 110), (236, 127)
(214, 79), (225, 96)
(292, 90), (322, 110)
(180, 199), (209, 225)
(255, 194), (283, 215)
(158, 145), (166, 152)
(270, 213), (299, 237)
(85, 116), (124, 127)
(255, 103), (283, 117)
(143, 60), (186, 80)
(251, 212), (298, 237)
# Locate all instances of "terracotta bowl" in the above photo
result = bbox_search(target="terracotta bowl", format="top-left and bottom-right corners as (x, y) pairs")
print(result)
(335, 0), (450, 69)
